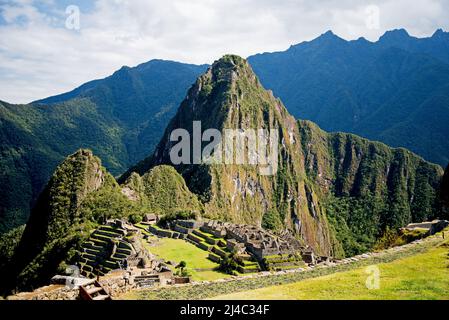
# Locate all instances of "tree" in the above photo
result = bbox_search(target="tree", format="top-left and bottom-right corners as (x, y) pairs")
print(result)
(218, 251), (240, 275)
(175, 261), (190, 277)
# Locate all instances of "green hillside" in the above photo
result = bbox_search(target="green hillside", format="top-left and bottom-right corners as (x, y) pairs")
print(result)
(0, 149), (146, 293)
(0, 60), (206, 234)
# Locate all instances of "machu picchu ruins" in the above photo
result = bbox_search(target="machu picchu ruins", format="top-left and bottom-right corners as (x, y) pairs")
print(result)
(76, 217), (320, 291)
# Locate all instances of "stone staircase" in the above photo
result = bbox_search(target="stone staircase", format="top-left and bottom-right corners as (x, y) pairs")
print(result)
(79, 280), (112, 301)
(79, 225), (133, 278)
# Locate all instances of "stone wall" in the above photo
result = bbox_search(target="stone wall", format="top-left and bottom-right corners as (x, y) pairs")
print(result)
(8, 273), (137, 300)
(8, 285), (79, 301)
(100, 275), (138, 298)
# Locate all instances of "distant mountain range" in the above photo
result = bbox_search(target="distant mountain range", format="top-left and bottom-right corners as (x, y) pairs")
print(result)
(0, 61), (206, 232)
(249, 28), (449, 167)
(0, 29), (448, 234)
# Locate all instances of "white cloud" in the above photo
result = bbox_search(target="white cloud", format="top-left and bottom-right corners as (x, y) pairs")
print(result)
(0, 0), (448, 103)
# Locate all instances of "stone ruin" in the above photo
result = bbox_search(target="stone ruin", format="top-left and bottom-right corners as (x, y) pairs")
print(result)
(142, 214), (159, 225)
(199, 220), (304, 262)
(78, 219), (175, 288)
(404, 220), (449, 236)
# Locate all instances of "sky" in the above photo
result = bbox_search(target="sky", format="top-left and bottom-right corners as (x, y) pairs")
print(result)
(0, 0), (448, 104)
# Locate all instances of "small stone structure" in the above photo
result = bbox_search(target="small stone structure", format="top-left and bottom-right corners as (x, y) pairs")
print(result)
(404, 220), (449, 235)
(142, 214), (158, 225)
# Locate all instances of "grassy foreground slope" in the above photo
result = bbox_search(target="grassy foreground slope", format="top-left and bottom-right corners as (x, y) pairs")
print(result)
(213, 239), (449, 300)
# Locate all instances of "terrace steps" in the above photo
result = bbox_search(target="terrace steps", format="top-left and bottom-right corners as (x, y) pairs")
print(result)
(79, 281), (111, 301)
(78, 225), (134, 278)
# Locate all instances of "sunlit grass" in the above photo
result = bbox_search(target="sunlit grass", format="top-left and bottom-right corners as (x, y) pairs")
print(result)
(143, 237), (230, 281)
(212, 242), (449, 300)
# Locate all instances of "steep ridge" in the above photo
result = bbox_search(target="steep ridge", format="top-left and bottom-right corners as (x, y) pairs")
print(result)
(122, 55), (443, 258)
(1, 150), (143, 293)
(0, 60), (207, 234)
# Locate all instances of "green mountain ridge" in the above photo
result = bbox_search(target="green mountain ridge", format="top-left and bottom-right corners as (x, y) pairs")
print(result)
(2, 29), (449, 236)
(248, 29), (449, 167)
(0, 60), (207, 234)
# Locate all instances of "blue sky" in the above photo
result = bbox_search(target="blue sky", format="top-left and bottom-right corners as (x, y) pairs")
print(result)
(1, 0), (448, 103)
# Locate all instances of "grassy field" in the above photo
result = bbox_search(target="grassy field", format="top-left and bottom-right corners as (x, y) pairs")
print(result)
(212, 242), (449, 300)
(143, 237), (230, 281)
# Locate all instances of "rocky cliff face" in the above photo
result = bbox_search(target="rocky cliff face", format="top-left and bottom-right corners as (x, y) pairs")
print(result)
(123, 55), (443, 257)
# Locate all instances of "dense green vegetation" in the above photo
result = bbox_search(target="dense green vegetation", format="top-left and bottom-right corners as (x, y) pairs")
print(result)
(374, 227), (430, 250)
(0, 225), (25, 271)
(158, 210), (198, 227)
(0, 149), (146, 293)
(298, 119), (442, 257)
(139, 166), (202, 215)
(0, 61), (206, 234)
(441, 165), (449, 218)
(248, 29), (449, 167)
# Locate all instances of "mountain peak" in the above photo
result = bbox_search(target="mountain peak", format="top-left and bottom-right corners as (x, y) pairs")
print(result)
(211, 54), (248, 73)
(204, 54), (258, 91)
(432, 28), (448, 39)
(322, 30), (336, 37)
(316, 30), (341, 41)
(379, 28), (411, 43)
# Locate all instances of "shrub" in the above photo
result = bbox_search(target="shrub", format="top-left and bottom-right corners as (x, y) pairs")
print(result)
(158, 210), (198, 227)
(218, 251), (241, 275)
(175, 261), (191, 277)
(128, 214), (143, 224)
